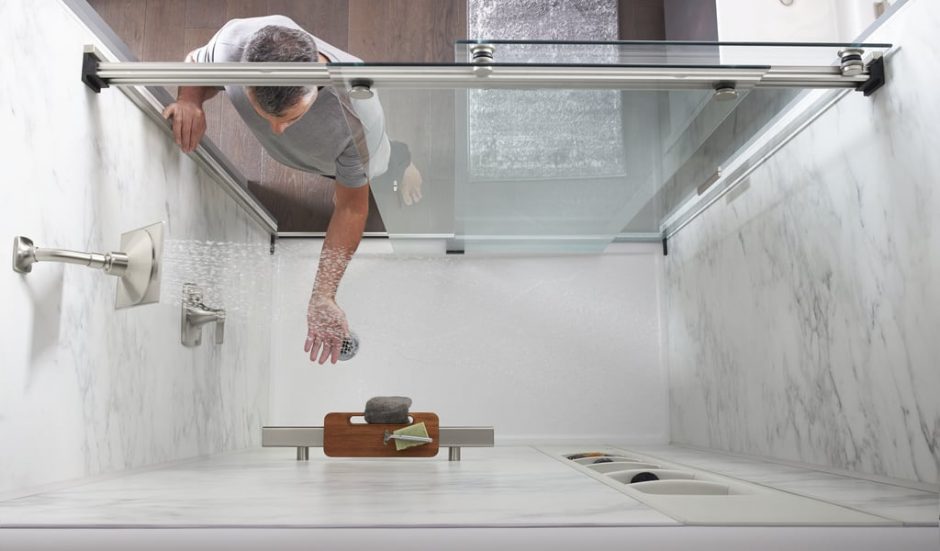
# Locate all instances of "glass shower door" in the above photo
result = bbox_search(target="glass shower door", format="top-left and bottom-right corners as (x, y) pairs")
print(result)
(326, 40), (889, 253)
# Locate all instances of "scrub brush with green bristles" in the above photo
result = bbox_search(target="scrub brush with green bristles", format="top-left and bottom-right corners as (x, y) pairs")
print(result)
(384, 422), (432, 451)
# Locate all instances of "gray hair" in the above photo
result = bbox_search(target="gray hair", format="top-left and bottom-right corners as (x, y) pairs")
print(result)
(242, 25), (318, 116)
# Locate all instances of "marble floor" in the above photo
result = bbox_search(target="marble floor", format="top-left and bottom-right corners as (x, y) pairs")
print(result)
(0, 445), (935, 528)
(0, 447), (675, 527)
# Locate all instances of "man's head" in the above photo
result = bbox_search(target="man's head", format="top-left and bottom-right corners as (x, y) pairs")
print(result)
(243, 25), (319, 134)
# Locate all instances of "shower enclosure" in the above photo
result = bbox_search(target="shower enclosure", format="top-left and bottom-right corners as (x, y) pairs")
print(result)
(79, 35), (891, 254)
(4, 0), (936, 548)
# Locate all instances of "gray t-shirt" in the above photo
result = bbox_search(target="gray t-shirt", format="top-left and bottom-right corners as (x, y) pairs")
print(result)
(191, 15), (390, 187)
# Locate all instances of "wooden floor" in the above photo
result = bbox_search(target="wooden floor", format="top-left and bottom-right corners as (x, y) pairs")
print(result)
(89, 0), (467, 232)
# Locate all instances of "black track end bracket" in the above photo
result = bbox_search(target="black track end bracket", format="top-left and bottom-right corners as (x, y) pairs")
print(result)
(662, 236), (668, 256)
(81, 49), (109, 93)
(858, 56), (886, 97)
(445, 238), (465, 255)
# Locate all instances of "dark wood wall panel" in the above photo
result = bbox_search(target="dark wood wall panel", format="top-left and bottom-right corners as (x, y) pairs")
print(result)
(224, 0), (269, 19)
(267, 0), (349, 49)
(184, 1), (226, 28)
(348, 0), (465, 62)
(618, 0), (666, 40)
(88, 0), (147, 56)
(663, 0), (718, 40)
(141, 0), (187, 98)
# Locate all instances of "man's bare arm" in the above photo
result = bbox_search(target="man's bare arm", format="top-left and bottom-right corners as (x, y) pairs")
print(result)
(304, 182), (370, 364)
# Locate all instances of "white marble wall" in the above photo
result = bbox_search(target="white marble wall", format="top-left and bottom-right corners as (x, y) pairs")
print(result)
(0, 0), (272, 496)
(667, 0), (940, 483)
(716, 0), (861, 43)
(269, 241), (667, 444)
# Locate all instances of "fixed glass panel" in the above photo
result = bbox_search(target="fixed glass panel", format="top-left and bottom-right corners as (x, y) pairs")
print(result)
(333, 76), (753, 253)
(327, 38), (890, 252)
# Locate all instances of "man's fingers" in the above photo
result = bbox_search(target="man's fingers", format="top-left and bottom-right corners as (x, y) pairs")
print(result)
(329, 341), (341, 364)
(182, 116), (193, 152)
(318, 340), (334, 364)
(308, 335), (322, 361)
(163, 103), (184, 147)
(172, 111), (183, 147)
(304, 334), (313, 353)
(309, 342), (319, 362)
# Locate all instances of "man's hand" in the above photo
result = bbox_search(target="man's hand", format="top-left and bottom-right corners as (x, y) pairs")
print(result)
(400, 162), (423, 206)
(162, 100), (207, 153)
(304, 294), (350, 365)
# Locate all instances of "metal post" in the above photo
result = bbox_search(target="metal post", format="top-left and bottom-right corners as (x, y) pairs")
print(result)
(296, 446), (309, 461)
(838, 47), (866, 76)
(448, 447), (462, 462)
(470, 43), (495, 77)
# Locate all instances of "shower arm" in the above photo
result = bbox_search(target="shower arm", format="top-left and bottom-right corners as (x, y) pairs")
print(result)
(13, 237), (129, 276)
(11, 222), (165, 310)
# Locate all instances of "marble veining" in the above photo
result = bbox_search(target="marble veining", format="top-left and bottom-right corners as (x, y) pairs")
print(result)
(0, 0), (272, 497)
(665, 0), (940, 484)
(0, 448), (676, 527)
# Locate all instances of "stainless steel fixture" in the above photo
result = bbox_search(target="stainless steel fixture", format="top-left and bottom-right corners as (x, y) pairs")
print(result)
(470, 43), (495, 77)
(838, 47), (867, 76)
(88, 62), (875, 91)
(348, 81), (374, 99)
(181, 283), (225, 347)
(713, 85), (738, 101)
(13, 236), (129, 275)
(12, 221), (165, 309)
(262, 425), (495, 462)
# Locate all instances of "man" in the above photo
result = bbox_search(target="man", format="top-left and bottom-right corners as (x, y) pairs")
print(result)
(164, 15), (421, 364)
